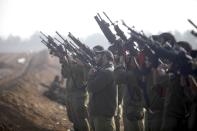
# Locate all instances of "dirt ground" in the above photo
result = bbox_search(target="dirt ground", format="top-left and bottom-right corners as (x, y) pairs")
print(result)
(0, 50), (72, 131)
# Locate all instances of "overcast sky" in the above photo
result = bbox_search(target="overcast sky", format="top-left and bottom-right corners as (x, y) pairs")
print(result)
(0, 0), (197, 40)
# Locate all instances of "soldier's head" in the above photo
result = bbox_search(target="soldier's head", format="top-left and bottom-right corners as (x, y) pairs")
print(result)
(152, 32), (176, 48)
(95, 50), (114, 66)
(108, 42), (124, 65)
(93, 45), (104, 65)
(93, 45), (104, 53)
(54, 75), (60, 81)
(177, 41), (192, 54)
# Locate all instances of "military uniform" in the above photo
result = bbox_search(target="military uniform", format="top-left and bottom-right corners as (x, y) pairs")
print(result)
(87, 62), (117, 131)
(145, 70), (168, 131)
(114, 66), (125, 131)
(61, 62), (90, 131)
(114, 83), (125, 131)
(125, 69), (145, 131)
(109, 43), (125, 131)
(115, 68), (144, 131)
(161, 74), (188, 131)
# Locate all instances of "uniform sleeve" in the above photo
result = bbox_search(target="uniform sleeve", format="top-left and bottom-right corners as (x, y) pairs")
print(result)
(61, 63), (70, 78)
(114, 69), (128, 84)
(114, 69), (138, 87)
(87, 70), (113, 94)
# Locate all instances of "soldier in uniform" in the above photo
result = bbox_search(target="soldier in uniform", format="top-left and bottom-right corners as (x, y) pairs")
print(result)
(51, 75), (61, 89)
(108, 40), (125, 131)
(115, 55), (145, 131)
(88, 45), (104, 131)
(87, 50), (117, 131)
(143, 34), (170, 131)
(60, 55), (90, 131)
(144, 64), (169, 131)
(160, 41), (195, 131)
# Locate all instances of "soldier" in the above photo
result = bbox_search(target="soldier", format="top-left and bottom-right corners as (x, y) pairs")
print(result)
(108, 40), (125, 131)
(60, 55), (90, 131)
(114, 54), (147, 131)
(93, 45), (104, 53)
(144, 64), (169, 131)
(144, 33), (174, 131)
(87, 50), (117, 131)
(51, 75), (61, 89)
(161, 41), (195, 131)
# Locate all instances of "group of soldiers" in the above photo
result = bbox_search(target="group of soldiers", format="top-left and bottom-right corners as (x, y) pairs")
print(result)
(55, 32), (197, 131)
(40, 14), (197, 131)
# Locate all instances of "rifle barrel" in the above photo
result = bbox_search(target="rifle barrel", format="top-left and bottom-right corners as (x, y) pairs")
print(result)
(188, 19), (197, 29)
(56, 31), (66, 41)
(54, 38), (63, 44)
(103, 12), (113, 25)
(40, 31), (48, 38)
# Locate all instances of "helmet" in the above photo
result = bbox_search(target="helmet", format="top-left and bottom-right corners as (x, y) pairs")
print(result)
(158, 32), (176, 47)
(93, 45), (104, 53)
(177, 41), (192, 53)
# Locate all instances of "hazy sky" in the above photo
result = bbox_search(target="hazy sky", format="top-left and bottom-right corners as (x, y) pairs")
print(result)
(0, 0), (197, 40)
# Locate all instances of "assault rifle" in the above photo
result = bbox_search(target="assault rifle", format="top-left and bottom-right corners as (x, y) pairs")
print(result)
(123, 26), (194, 75)
(40, 31), (66, 58)
(94, 14), (154, 111)
(188, 19), (197, 37)
(68, 32), (95, 59)
(121, 20), (152, 45)
(103, 12), (127, 41)
(94, 13), (117, 44)
(56, 31), (95, 67)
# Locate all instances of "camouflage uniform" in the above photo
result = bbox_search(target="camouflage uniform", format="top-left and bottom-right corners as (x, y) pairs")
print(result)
(87, 62), (117, 131)
(61, 62), (90, 131)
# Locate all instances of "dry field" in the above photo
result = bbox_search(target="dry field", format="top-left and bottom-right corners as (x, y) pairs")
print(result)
(0, 50), (72, 131)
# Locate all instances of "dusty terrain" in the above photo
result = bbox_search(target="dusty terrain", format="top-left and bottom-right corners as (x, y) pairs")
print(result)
(0, 50), (72, 131)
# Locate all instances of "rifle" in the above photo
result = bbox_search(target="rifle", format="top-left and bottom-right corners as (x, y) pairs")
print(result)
(40, 31), (66, 58)
(121, 20), (152, 45)
(95, 14), (154, 110)
(68, 32), (95, 59)
(126, 25), (194, 76)
(55, 31), (76, 54)
(56, 31), (95, 67)
(188, 19), (197, 37)
(188, 19), (197, 30)
(94, 13), (117, 44)
(103, 12), (127, 41)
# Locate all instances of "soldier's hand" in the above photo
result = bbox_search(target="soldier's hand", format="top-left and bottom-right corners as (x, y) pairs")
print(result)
(75, 58), (84, 66)
(88, 68), (96, 76)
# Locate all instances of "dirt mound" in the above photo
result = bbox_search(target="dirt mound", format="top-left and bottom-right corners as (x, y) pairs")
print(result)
(0, 50), (72, 131)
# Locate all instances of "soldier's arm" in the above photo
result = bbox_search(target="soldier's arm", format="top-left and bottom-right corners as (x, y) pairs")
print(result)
(114, 69), (128, 84)
(114, 68), (139, 89)
(87, 70), (113, 94)
(61, 56), (85, 78)
(61, 64), (70, 78)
